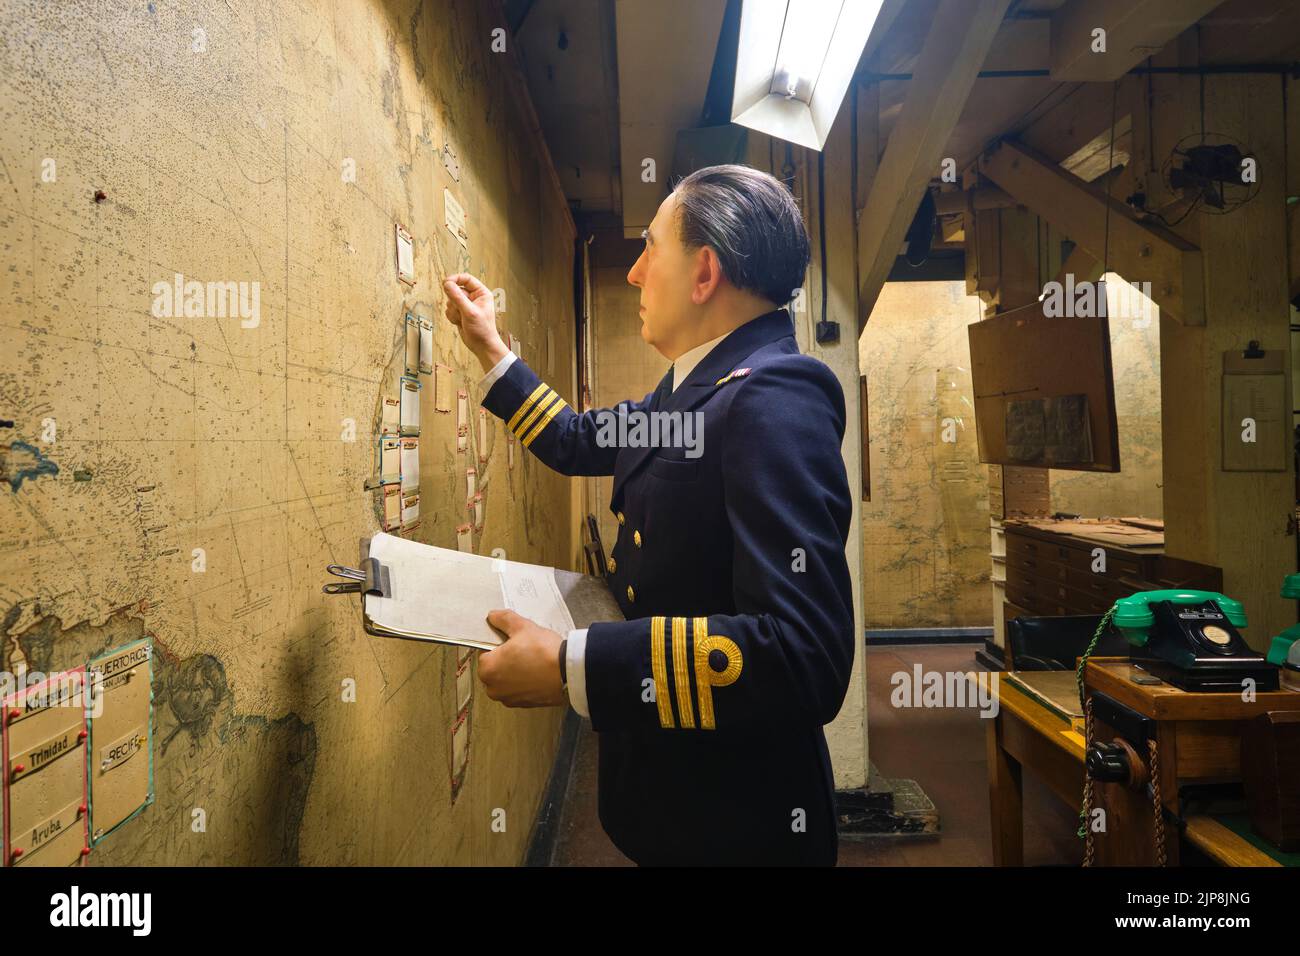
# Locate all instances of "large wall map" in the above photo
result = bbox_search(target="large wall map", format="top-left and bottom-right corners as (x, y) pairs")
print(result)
(0, 0), (576, 865)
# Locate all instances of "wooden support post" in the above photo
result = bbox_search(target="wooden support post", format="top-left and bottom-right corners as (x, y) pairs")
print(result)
(992, 204), (1053, 516)
(1160, 72), (1295, 648)
(1288, 73), (1300, 303)
(997, 206), (1041, 311)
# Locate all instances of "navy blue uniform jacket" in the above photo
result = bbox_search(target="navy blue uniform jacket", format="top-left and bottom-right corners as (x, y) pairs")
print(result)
(481, 308), (855, 865)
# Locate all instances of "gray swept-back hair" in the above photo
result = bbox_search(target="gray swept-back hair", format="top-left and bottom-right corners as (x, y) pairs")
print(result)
(672, 164), (810, 306)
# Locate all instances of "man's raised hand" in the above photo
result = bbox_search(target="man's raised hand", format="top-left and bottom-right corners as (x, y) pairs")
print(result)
(443, 273), (509, 373)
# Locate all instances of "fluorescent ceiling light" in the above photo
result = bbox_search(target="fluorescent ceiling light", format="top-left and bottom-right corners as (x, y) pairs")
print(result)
(732, 0), (883, 151)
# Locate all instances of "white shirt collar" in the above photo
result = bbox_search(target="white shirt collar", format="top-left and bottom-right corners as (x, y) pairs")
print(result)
(671, 330), (732, 392)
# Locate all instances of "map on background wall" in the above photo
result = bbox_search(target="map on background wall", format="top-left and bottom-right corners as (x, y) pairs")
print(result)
(0, 0), (574, 865)
(860, 282), (991, 630)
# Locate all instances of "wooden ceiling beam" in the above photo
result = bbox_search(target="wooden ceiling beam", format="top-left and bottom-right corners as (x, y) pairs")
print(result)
(856, 0), (1015, 332)
(934, 187), (1017, 215)
(1051, 242), (1104, 289)
(977, 138), (1204, 324)
(1049, 0), (1228, 82)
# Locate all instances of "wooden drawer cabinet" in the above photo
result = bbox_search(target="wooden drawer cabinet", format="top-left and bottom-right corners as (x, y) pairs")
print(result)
(1003, 521), (1221, 622)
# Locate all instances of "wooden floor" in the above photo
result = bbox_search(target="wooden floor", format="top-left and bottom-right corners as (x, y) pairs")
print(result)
(548, 643), (1082, 866)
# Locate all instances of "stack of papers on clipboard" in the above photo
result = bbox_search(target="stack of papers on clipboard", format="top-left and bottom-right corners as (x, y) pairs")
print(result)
(323, 533), (623, 650)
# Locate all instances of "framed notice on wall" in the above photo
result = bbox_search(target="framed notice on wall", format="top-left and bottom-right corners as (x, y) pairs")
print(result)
(1222, 348), (1287, 472)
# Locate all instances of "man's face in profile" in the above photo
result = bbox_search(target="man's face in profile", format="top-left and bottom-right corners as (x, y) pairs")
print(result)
(626, 191), (697, 360)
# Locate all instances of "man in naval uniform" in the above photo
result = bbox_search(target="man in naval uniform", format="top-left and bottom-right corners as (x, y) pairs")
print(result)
(442, 164), (854, 866)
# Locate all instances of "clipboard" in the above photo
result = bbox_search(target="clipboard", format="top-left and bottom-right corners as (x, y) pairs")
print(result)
(322, 536), (623, 650)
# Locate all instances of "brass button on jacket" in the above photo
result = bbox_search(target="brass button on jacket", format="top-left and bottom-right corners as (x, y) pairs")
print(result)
(616, 511), (625, 525)
(626, 585), (635, 603)
(633, 530), (642, 548)
(606, 557), (617, 574)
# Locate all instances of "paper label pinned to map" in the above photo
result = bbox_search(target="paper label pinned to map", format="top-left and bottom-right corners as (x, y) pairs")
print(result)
(456, 388), (469, 452)
(418, 319), (433, 374)
(10, 798), (83, 861)
(442, 142), (461, 182)
(3, 668), (88, 723)
(400, 438), (419, 492)
(10, 724), (84, 781)
(381, 395), (400, 435)
(402, 492), (420, 531)
(456, 661), (473, 711)
(400, 377), (420, 435)
(383, 484), (402, 530)
(444, 189), (468, 248)
(379, 436), (401, 483)
(395, 224), (415, 285)
(435, 364), (453, 412)
(450, 709), (469, 798)
(100, 727), (147, 773)
(91, 642), (151, 684)
(404, 314), (420, 375)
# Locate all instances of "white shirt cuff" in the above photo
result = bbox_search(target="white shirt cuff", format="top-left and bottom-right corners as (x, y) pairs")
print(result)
(566, 628), (589, 718)
(479, 350), (517, 391)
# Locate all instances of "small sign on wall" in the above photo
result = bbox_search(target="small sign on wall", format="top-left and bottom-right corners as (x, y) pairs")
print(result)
(444, 189), (468, 248)
(1222, 348), (1286, 472)
(395, 224), (415, 286)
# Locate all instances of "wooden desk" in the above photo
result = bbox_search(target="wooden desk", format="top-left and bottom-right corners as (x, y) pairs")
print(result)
(1184, 815), (1285, 867)
(982, 667), (1299, 866)
(983, 672), (1085, 866)
(1084, 660), (1300, 866)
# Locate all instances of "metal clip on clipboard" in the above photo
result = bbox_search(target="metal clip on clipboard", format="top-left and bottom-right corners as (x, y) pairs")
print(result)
(322, 557), (391, 597)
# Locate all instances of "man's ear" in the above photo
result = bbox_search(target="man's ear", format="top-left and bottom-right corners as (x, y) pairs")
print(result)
(691, 246), (724, 305)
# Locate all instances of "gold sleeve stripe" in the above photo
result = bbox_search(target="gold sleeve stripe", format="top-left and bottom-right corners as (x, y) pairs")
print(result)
(513, 389), (559, 440)
(521, 396), (568, 447)
(695, 618), (742, 731)
(506, 383), (551, 433)
(693, 617), (714, 729)
(671, 616), (695, 729)
(650, 617), (674, 728)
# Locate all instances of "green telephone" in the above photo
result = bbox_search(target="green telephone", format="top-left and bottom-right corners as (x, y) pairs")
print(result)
(1077, 587), (1289, 862)
(1106, 589), (1278, 692)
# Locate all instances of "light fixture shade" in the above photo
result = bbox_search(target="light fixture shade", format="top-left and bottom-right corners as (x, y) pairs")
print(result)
(731, 0), (883, 151)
